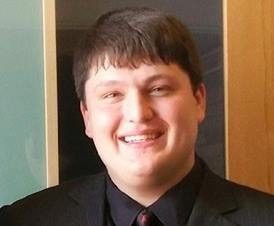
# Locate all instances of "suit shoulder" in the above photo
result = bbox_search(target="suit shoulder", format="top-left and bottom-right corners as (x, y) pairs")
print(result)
(224, 178), (274, 208)
(224, 179), (274, 224)
(208, 169), (274, 205)
(5, 172), (105, 206)
(204, 169), (274, 222)
(0, 173), (106, 225)
(198, 166), (274, 225)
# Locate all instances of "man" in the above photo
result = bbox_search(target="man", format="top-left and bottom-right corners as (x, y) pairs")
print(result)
(1, 7), (273, 226)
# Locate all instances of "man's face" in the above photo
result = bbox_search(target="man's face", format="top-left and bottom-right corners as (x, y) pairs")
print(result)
(81, 63), (206, 189)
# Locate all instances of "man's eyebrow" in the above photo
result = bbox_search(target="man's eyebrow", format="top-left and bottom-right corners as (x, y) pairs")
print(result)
(144, 73), (174, 83)
(94, 80), (125, 90)
(94, 73), (173, 90)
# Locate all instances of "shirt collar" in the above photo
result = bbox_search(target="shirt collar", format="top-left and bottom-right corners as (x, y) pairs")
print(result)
(106, 177), (143, 226)
(106, 158), (204, 226)
(150, 159), (204, 226)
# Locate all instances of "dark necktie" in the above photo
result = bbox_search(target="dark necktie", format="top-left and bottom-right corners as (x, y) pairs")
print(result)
(135, 209), (162, 226)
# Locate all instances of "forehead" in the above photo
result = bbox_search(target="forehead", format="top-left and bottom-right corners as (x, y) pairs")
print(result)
(87, 63), (190, 86)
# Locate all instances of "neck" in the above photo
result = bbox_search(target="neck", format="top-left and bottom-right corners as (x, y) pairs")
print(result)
(108, 158), (195, 206)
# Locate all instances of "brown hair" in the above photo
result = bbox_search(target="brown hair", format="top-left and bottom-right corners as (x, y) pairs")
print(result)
(73, 7), (202, 102)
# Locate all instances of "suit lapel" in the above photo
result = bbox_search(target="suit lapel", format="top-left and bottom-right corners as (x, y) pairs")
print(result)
(187, 209), (239, 226)
(187, 205), (239, 226)
(187, 165), (240, 226)
(63, 163), (242, 226)
(67, 173), (107, 226)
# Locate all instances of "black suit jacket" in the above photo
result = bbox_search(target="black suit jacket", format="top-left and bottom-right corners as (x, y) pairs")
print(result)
(1, 162), (274, 226)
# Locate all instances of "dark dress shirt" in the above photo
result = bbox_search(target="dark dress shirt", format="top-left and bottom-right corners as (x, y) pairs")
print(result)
(106, 159), (204, 226)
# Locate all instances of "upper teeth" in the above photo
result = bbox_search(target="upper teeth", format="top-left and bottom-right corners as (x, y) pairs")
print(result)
(124, 134), (158, 143)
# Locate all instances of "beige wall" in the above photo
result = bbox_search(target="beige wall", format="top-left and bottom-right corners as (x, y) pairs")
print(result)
(225, 0), (274, 193)
(43, 0), (59, 187)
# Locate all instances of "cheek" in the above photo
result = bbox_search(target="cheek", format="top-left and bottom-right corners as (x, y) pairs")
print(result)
(90, 109), (120, 162)
(158, 99), (198, 133)
(90, 107), (121, 136)
(155, 98), (188, 122)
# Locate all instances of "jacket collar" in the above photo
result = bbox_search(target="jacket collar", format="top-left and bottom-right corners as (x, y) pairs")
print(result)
(187, 164), (240, 226)
(65, 164), (241, 226)
(67, 172), (108, 226)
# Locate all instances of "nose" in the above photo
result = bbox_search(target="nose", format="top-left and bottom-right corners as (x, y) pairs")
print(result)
(123, 90), (154, 123)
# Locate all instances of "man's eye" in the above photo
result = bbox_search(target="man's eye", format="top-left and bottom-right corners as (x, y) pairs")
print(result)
(102, 92), (122, 100)
(150, 86), (171, 96)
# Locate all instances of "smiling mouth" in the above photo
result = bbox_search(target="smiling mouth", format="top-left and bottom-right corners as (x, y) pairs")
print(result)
(120, 133), (163, 144)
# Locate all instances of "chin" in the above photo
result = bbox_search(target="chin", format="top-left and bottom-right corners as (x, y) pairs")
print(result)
(128, 164), (159, 180)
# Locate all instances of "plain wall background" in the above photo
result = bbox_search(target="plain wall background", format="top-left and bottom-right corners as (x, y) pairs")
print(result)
(0, 0), (46, 206)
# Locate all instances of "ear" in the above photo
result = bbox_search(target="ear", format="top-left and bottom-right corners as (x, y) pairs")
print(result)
(193, 83), (206, 123)
(80, 101), (93, 138)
